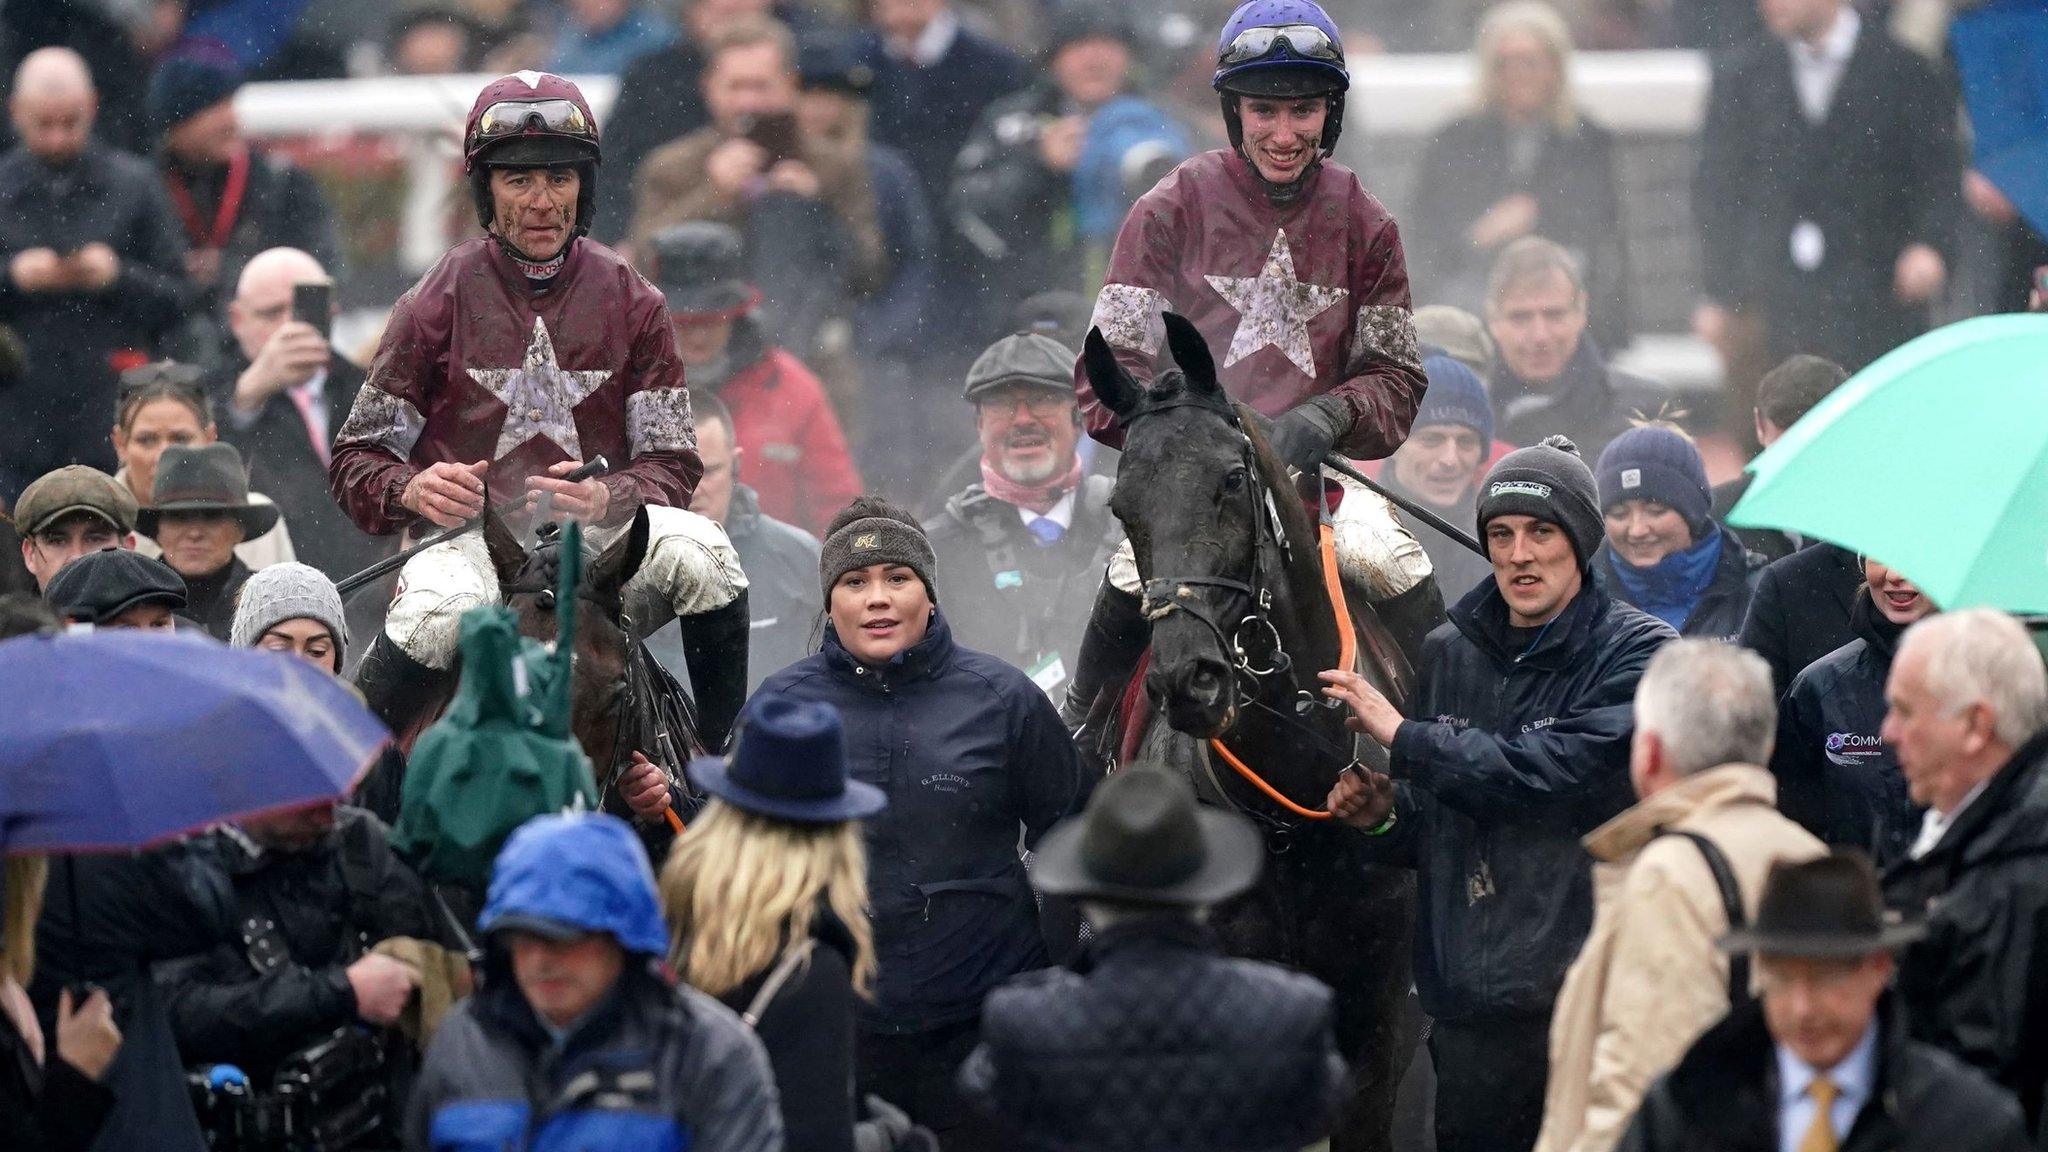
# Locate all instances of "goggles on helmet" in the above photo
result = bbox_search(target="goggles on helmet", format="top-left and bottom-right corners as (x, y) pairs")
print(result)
(472, 99), (594, 147)
(1218, 23), (1343, 66)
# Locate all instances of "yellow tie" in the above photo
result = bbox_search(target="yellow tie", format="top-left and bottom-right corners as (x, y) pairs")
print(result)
(1798, 1077), (1840, 1152)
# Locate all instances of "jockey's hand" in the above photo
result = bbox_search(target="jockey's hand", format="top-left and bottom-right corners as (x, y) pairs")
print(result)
(529, 460), (609, 525)
(1319, 668), (1403, 747)
(402, 460), (490, 528)
(1325, 764), (1397, 832)
(619, 752), (673, 820)
(1269, 397), (1347, 476)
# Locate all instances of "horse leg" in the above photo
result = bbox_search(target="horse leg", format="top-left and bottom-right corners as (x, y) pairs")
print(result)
(1285, 842), (1418, 1152)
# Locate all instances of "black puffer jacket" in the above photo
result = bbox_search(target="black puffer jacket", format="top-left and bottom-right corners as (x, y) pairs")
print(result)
(1738, 542), (1862, 694)
(1768, 591), (1918, 865)
(157, 807), (439, 1078)
(1619, 995), (2031, 1152)
(1884, 727), (2048, 1139)
(958, 918), (1345, 1152)
(754, 610), (1086, 1033)
(1366, 574), (1674, 1020)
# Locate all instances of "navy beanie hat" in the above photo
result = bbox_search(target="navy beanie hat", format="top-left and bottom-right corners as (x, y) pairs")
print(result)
(148, 45), (244, 137)
(1415, 352), (1493, 449)
(1595, 425), (1712, 536)
(1476, 435), (1602, 569)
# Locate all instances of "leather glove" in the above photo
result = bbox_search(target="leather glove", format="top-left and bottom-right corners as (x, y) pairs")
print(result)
(1266, 395), (1349, 476)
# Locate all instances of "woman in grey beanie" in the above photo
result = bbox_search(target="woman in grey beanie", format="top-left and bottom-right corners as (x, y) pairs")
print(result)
(230, 563), (409, 823)
(230, 562), (350, 673)
(755, 495), (1086, 1144)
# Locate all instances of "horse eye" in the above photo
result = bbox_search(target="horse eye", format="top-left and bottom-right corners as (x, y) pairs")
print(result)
(1221, 469), (1247, 494)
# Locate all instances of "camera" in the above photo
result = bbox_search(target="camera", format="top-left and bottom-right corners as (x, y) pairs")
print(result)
(189, 1026), (392, 1151)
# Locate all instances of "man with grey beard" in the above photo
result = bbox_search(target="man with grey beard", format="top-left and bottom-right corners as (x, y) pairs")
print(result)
(924, 331), (1121, 695)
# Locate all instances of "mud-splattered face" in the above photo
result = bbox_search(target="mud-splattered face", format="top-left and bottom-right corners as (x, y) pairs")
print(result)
(489, 167), (579, 261)
(1239, 96), (1326, 185)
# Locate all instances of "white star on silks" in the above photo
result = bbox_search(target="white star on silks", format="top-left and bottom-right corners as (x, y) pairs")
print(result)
(468, 317), (612, 460)
(1205, 229), (1349, 376)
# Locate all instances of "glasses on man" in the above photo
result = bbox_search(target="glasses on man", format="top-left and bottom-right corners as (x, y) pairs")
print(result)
(1219, 24), (1343, 66)
(978, 392), (1072, 419)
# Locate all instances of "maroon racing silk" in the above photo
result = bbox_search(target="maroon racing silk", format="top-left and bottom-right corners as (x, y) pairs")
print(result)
(328, 236), (701, 536)
(1075, 149), (1426, 461)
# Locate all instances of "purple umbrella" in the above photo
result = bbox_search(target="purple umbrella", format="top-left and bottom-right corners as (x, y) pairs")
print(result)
(0, 630), (389, 854)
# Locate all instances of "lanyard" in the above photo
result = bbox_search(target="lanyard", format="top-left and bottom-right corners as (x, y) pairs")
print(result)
(165, 147), (251, 250)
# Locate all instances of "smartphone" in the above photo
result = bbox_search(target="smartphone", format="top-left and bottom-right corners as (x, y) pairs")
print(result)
(292, 279), (334, 341)
(741, 113), (802, 166)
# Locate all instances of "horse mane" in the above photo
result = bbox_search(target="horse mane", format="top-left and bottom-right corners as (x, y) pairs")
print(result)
(1234, 401), (1332, 621)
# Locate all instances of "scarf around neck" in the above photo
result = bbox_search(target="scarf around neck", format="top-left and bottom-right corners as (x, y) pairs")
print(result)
(1609, 527), (1724, 630)
(980, 453), (1084, 517)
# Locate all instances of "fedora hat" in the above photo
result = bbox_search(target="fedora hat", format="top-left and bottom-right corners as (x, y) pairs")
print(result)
(1031, 768), (1262, 907)
(686, 695), (886, 824)
(136, 443), (279, 540)
(1720, 851), (1925, 960)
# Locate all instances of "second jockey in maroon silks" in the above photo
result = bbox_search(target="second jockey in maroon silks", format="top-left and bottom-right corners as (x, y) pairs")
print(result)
(1060, 0), (1438, 730)
(333, 72), (752, 761)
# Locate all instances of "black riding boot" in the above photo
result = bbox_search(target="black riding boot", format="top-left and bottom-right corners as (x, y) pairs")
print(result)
(1060, 578), (1152, 733)
(352, 628), (450, 743)
(674, 591), (750, 753)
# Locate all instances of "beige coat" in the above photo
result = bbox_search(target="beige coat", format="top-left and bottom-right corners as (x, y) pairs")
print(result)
(1533, 764), (1825, 1152)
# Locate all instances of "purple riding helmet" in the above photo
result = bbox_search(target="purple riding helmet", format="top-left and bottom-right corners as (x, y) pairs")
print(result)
(1211, 0), (1352, 165)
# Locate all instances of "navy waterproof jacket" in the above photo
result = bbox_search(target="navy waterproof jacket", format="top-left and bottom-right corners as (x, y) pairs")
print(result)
(756, 610), (1087, 1033)
(1364, 574), (1675, 1020)
(1769, 591), (1920, 865)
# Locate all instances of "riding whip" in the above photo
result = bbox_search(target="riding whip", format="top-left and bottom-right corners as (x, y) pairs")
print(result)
(335, 456), (610, 595)
(1318, 454), (1488, 559)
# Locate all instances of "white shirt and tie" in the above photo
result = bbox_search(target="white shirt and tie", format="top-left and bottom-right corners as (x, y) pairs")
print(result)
(1777, 1021), (1878, 1152)
(1788, 6), (1862, 125)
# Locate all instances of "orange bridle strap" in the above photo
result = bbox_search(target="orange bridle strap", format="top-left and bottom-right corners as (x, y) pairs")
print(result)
(1207, 523), (1354, 820)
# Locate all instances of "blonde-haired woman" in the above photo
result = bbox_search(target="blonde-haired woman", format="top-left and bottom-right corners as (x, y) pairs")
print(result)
(663, 694), (887, 1152)
(2, 855), (123, 1152)
(1411, 0), (1629, 348)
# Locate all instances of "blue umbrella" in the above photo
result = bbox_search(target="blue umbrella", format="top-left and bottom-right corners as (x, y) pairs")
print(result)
(0, 630), (389, 854)
(1953, 0), (2048, 236)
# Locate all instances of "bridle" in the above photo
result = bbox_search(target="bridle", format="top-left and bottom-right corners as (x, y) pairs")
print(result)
(1122, 393), (1298, 727)
(1118, 391), (1366, 827)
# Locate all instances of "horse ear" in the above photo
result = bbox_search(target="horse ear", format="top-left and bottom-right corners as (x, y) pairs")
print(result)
(482, 506), (526, 586)
(589, 505), (652, 599)
(1083, 327), (1140, 418)
(1161, 313), (1218, 396)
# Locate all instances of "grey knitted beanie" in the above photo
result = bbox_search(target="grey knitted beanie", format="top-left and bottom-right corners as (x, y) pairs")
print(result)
(230, 562), (350, 658)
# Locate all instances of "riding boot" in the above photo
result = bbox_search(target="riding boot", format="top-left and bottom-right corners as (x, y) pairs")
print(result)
(1060, 578), (1151, 734)
(674, 590), (750, 753)
(352, 627), (452, 749)
(1371, 574), (1447, 677)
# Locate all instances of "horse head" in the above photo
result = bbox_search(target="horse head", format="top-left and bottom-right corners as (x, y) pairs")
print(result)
(482, 505), (651, 784)
(1086, 313), (1326, 740)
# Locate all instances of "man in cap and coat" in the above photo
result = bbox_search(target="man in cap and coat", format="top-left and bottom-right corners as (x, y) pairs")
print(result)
(924, 330), (1120, 687)
(960, 768), (1345, 1152)
(43, 547), (186, 631)
(1619, 852), (2031, 1152)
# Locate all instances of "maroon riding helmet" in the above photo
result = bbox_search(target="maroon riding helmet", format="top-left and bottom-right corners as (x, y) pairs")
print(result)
(462, 71), (602, 241)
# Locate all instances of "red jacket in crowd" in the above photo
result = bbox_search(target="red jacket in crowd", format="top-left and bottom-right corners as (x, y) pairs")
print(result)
(716, 344), (862, 538)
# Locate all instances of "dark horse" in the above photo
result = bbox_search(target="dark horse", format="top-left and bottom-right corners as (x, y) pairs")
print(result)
(1081, 315), (1422, 1152)
(375, 506), (707, 854)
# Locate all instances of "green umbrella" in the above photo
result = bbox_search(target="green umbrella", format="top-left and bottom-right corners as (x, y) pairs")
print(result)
(1729, 314), (2048, 614)
(394, 523), (598, 888)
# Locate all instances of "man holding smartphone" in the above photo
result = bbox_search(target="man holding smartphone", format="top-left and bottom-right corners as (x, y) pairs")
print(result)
(214, 246), (387, 584)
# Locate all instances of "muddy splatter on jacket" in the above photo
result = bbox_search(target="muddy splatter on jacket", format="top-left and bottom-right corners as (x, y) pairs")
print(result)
(1075, 149), (1426, 460)
(328, 236), (700, 536)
